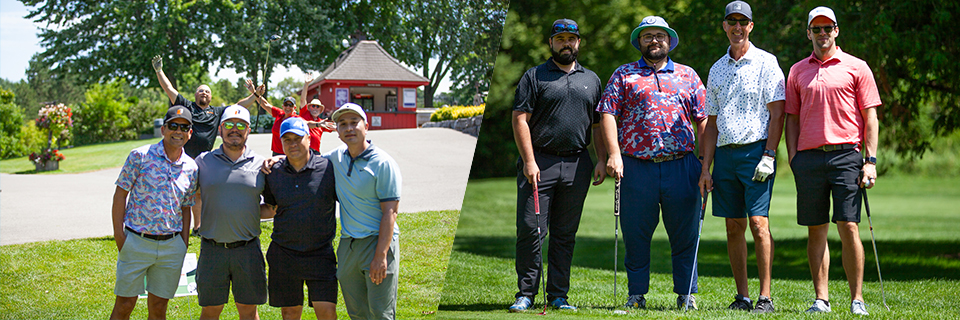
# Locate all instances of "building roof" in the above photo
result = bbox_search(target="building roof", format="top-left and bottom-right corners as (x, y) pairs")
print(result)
(313, 40), (429, 84)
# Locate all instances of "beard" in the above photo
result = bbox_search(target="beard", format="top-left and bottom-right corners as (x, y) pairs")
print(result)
(641, 42), (668, 62)
(551, 46), (579, 65)
(222, 132), (247, 150)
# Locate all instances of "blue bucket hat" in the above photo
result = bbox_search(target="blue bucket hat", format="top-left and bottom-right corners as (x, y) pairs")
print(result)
(630, 16), (679, 52)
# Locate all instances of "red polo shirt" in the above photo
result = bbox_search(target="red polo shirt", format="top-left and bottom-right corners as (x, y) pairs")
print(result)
(299, 106), (334, 152)
(270, 107), (301, 155)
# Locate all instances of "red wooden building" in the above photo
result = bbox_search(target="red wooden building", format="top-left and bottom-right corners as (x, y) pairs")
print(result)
(303, 40), (429, 129)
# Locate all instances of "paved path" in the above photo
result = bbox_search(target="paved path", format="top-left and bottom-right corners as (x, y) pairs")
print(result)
(0, 128), (476, 245)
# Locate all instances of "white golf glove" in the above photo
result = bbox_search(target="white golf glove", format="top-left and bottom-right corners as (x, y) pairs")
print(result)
(753, 155), (775, 182)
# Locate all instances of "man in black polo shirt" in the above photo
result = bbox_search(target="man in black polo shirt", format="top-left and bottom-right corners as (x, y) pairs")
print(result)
(509, 18), (608, 312)
(152, 55), (260, 233)
(262, 117), (339, 319)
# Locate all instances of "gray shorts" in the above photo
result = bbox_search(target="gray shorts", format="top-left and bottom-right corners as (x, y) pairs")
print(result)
(114, 228), (187, 299)
(197, 237), (267, 306)
(337, 235), (399, 320)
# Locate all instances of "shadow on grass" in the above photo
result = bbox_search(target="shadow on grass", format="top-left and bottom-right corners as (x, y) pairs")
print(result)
(453, 235), (960, 282)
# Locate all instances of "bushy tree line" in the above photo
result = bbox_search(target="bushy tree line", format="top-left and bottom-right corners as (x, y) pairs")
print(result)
(471, 0), (960, 178)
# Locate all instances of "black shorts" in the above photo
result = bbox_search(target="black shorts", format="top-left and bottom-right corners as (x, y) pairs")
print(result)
(266, 242), (338, 307)
(791, 148), (862, 225)
(197, 237), (267, 306)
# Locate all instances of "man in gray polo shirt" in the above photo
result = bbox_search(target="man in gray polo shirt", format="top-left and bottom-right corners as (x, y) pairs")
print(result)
(194, 105), (269, 319)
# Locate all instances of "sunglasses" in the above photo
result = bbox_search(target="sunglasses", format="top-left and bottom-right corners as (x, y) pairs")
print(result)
(808, 25), (836, 34)
(166, 123), (191, 132)
(726, 18), (751, 26)
(283, 103), (294, 107)
(223, 122), (247, 131)
(553, 23), (579, 34)
(640, 33), (668, 43)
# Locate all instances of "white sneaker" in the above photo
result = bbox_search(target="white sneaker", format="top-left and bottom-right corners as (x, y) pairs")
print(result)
(805, 299), (831, 313)
(851, 300), (869, 316)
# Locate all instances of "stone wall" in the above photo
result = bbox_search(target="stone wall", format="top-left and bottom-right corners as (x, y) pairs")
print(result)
(421, 115), (483, 137)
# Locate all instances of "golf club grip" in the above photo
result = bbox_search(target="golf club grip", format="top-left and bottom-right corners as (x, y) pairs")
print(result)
(533, 184), (540, 215)
(614, 179), (620, 216)
(700, 193), (708, 220)
(862, 187), (871, 218)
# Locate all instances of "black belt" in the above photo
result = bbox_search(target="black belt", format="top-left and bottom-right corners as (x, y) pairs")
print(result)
(203, 237), (256, 249)
(534, 147), (584, 157)
(813, 143), (857, 152)
(624, 151), (690, 163)
(125, 226), (179, 241)
(724, 139), (765, 149)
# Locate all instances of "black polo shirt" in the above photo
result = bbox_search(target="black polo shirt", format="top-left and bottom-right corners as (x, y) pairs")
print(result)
(513, 58), (602, 154)
(263, 153), (337, 252)
(172, 94), (227, 158)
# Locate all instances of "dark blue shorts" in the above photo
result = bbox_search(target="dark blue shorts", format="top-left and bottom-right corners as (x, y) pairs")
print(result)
(712, 140), (774, 219)
(790, 148), (862, 225)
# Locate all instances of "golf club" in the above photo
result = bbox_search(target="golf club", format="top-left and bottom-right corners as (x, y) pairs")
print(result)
(684, 192), (709, 311)
(262, 34), (281, 89)
(862, 187), (891, 311)
(534, 183), (548, 316)
(614, 178), (621, 302)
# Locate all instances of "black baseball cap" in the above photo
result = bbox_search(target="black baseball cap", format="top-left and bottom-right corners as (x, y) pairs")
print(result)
(550, 19), (580, 38)
(164, 105), (192, 124)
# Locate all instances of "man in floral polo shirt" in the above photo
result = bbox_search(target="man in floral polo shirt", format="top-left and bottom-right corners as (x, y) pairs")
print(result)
(109, 105), (199, 320)
(597, 16), (708, 310)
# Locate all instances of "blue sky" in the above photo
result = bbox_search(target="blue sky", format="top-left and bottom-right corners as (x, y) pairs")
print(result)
(0, 0), (450, 92)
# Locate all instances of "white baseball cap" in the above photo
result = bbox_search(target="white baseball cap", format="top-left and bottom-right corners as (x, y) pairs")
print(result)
(808, 6), (837, 26)
(220, 104), (250, 125)
(331, 103), (368, 123)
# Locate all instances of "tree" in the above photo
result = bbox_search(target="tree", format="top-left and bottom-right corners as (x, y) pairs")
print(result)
(0, 89), (26, 158)
(446, 0), (508, 106)
(72, 79), (135, 145)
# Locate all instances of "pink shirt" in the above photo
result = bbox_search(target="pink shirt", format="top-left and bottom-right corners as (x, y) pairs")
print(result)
(785, 48), (881, 151)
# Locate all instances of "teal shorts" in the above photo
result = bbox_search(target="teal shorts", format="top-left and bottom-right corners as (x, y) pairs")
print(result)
(711, 140), (774, 219)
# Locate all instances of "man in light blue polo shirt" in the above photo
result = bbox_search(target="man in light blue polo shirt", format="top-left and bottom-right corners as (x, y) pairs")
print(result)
(698, 1), (785, 314)
(325, 102), (401, 320)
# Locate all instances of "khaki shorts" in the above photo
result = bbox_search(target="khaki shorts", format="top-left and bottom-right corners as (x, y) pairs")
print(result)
(114, 228), (187, 299)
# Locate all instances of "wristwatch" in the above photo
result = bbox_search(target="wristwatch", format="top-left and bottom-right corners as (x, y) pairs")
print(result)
(763, 149), (776, 158)
(865, 156), (877, 165)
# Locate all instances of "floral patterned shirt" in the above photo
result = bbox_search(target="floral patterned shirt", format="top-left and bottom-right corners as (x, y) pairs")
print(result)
(597, 58), (707, 159)
(116, 141), (198, 235)
(706, 43), (785, 146)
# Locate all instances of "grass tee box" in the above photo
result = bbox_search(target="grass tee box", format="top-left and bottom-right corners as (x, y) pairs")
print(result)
(439, 176), (960, 319)
(0, 210), (458, 319)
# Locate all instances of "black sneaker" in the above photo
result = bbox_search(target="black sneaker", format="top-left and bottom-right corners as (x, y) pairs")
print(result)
(728, 294), (753, 311)
(753, 295), (775, 314)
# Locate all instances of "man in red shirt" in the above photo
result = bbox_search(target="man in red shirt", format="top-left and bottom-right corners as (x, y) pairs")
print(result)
(298, 75), (336, 153)
(255, 96), (301, 156)
(784, 6), (880, 316)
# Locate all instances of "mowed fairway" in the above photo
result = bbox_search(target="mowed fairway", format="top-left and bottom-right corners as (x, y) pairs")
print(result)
(439, 175), (960, 319)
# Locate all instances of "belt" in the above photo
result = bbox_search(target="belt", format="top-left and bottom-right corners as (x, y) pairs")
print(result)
(625, 151), (689, 163)
(724, 139), (765, 149)
(125, 226), (179, 241)
(534, 147), (584, 157)
(813, 143), (857, 152)
(203, 237), (256, 249)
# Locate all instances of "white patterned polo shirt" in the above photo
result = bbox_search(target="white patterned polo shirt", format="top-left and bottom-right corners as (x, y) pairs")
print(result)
(706, 42), (785, 146)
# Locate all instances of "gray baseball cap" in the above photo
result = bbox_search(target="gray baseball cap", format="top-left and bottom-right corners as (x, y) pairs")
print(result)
(725, 1), (752, 20)
(630, 16), (679, 52)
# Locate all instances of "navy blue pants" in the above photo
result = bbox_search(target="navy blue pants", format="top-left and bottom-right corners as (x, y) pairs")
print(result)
(620, 153), (702, 295)
(515, 151), (592, 301)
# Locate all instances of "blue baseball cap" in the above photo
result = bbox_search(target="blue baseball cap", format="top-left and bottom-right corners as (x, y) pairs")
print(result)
(630, 16), (680, 52)
(279, 117), (309, 137)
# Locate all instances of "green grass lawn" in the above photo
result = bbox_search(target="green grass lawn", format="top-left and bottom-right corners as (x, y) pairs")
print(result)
(0, 137), (223, 174)
(0, 209), (458, 319)
(438, 176), (960, 319)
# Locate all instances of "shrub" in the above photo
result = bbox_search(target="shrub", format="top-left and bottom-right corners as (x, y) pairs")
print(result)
(0, 88), (25, 158)
(72, 80), (135, 145)
(430, 104), (485, 122)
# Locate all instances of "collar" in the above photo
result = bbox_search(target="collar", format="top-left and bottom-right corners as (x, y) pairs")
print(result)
(343, 140), (376, 177)
(546, 58), (583, 73)
(807, 46), (845, 65)
(725, 41), (757, 62)
(638, 57), (675, 72)
(212, 145), (255, 164)
(152, 140), (186, 165)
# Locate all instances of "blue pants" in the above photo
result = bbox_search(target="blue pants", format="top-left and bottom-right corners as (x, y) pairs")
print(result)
(620, 153), (702, 295)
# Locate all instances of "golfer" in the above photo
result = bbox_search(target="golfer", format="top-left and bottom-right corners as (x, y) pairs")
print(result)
(597, 16), (707, 310)
(299, 74), (336, 152)
(255, 94), (303, 156)
(262, 117), (340, 320)
(326, 103), (402, 319)
(698, 1), (784, 313)
(508, 18), (607, 312)
(194, 105), (268, 319)
(785, 6), (880, 316)
(109, 106), (197, 320)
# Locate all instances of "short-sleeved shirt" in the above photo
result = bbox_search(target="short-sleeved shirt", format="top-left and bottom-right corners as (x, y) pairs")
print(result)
(597, 58), (708, 159)
(513, 58), (602, 154)
(115, 141), (198, 235)
(269, 107), (301, 155)
(172, 94), (227, 158)
(195, 146), (266, 243)
(263, 153), (337, 252)
(785, 48), (882, 151)
(323, 142), (401, 239)
(299, 106), (335, 152)
(706, 43), (786, 146)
